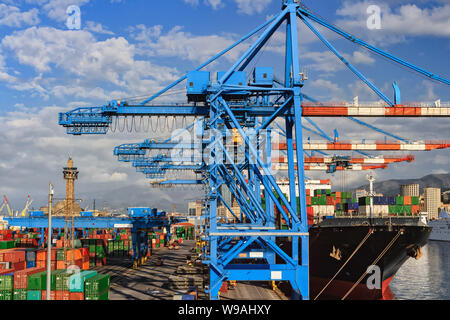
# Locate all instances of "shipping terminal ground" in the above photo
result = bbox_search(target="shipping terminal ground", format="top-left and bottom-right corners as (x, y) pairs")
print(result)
(0, 0), (449, 302)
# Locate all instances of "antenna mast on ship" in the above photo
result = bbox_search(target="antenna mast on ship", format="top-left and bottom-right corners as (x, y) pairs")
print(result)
(367, 173), (375, 220)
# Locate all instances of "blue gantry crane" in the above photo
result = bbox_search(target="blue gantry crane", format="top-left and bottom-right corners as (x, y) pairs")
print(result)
(56, 0), (450, 300)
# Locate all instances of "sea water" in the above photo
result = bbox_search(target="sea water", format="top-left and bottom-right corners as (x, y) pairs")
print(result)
(390, 241), (450, 300)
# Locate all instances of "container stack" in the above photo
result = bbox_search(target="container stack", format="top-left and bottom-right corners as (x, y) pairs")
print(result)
(81, 239), (107, 267)
(358, 196), (420, 217)
(106, 239), (131, 257)
(174, 225), (194, 240)
(0, 269), (110, 300)
(149, 232), (166, 249)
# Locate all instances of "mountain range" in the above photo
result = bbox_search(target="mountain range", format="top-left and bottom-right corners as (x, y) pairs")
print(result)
(355, 173), (450, 196)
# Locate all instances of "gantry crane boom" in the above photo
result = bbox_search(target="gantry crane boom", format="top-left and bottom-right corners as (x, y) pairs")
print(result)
(274, 141), (450, 151)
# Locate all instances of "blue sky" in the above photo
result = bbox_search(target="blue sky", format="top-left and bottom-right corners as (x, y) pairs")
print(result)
(0, 0), (449, 211)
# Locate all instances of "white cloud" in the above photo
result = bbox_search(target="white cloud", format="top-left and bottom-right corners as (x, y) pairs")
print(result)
(1, 26), (180, 100)
(0, 4), (40, 27)
(84, 21), (114, 35)
(235, 0), (271, 15)
(183, 0), (224, 10)
(129, 24), (245, 63)
(336, 1), (450, 45)
(26, 0), (89, 22)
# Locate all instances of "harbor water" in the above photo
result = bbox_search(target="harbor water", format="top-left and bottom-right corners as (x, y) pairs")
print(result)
(389, 241), (450, 300)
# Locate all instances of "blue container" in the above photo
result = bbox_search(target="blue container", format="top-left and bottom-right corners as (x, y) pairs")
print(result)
(26, 261), (36, 269)
(182, 295), (195, 300)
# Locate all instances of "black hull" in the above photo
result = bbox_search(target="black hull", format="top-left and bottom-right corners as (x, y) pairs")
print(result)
(278, 218), (431, 300)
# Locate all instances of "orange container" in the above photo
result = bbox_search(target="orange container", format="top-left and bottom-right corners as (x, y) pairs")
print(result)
(404, 196), (411, 205)
(82, 262), (90, 270)
(42, 291), (56, 300)
(56, 261), (66, 270)
(69, 292), (84, 300)
(37, 249), (57, 261)
(55, 291), (70, 301)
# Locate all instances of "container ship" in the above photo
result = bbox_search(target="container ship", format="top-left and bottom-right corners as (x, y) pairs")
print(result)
(273, 179), (432, 300)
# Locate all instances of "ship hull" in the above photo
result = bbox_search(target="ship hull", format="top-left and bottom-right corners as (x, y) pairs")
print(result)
(278, 218), (431, 300)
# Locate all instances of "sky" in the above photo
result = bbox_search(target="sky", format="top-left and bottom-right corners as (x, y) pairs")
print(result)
(0, 0), (449, 212)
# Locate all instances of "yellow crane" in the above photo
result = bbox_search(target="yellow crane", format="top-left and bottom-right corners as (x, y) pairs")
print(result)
(20, 195), (32, 217)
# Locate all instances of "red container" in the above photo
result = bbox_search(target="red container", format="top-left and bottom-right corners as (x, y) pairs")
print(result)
(80, 247), (88, 257)
(306, 197), (311, 206)
(14, 267), (46, 289)
(42, 291), (56, 300)
(411, 205), (420, 214)
(2, 251), (26, 263)
(306, 189), (310, 196)
(220, 281), (228, 293)
(12, 260), (26, 271)
(69, 292), (84, 300)
(55, 291), (70, 301)
(74, 259), (83, 268)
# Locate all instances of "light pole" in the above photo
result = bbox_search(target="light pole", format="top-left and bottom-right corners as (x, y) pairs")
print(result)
(46, 183), (54, 300)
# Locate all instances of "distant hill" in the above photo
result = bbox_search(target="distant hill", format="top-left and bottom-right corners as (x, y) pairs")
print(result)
(356, 173), (450, 196)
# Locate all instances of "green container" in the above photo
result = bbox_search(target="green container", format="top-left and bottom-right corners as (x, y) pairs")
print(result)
(319, 197), (327, 205)
(84, 274), (110, 296)
(27, 271), (58, 291)
(56, 271), (71, 291)
(389, 206), (396, 214)
(27, 272), (45, 290)
(56, 250), (66, 261)
(396, 196), (404, 205)
(69, 270), (98, 293)
(0, 276), (13, 291)
(411, 197), (419, 205)
(27, 290), (41, 300)
(0, 290), (13, 301)
(0, 241), (15, 249)
(89, 245), (96, 253)
(13, 289), (27, 300)
(85, 290), (109, 300)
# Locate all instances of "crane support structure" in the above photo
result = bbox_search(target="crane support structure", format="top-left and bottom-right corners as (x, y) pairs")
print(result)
(56, 0), (450, 301)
